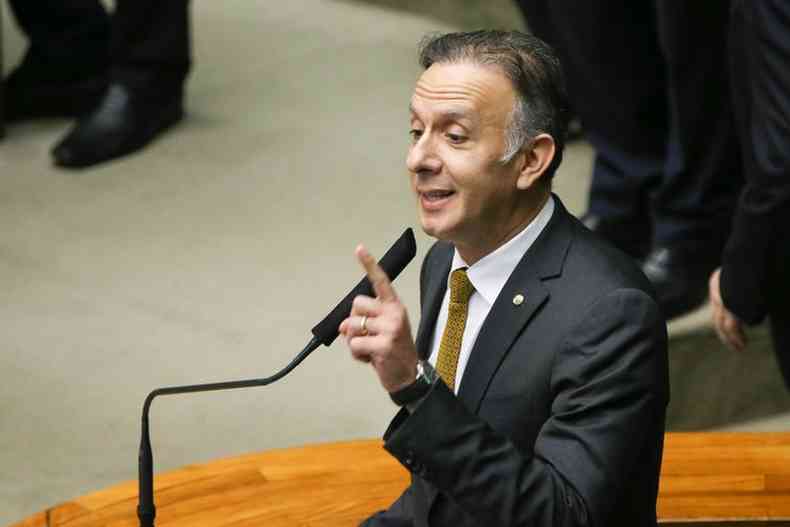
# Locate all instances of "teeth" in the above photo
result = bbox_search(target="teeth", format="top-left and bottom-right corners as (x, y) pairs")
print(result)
(425, 190), (453, 199)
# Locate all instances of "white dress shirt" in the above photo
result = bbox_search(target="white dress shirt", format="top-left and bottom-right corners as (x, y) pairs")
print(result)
(428, 196), (555, 394)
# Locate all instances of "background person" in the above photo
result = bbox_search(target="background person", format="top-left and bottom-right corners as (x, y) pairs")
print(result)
(4, 0), (190, 168)
(710, 0), (790, 386)
(514, 0), (742, 319)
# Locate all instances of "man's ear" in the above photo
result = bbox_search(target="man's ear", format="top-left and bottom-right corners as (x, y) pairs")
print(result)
(516, 133), (555, 190)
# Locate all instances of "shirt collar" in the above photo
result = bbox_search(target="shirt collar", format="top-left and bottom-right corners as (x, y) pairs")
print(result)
(450, 195), (555, 305)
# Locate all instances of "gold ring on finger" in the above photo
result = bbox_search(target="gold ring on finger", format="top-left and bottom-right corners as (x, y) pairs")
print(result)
(360, 316), (369, 336)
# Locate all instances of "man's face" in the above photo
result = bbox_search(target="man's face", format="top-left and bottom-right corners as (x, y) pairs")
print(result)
(407, 61), (528, 256)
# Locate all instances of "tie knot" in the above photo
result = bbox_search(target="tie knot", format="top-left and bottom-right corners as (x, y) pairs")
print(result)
(449, 268), (475, 304)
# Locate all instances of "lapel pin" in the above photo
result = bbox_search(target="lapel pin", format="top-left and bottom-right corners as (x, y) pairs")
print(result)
(512, 294), (525, 306)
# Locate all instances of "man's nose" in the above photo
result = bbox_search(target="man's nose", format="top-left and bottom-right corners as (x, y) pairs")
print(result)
(406, 134), (441, 175)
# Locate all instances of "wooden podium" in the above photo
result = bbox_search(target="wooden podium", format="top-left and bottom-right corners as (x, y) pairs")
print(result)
(11, 433), (790, 526)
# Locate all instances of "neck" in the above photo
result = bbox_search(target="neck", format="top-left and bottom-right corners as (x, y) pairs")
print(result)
(456, 192), (550, 266)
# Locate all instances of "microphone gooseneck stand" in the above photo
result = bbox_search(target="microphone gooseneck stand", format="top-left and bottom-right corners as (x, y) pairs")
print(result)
(137, 336), (321, 527)
(137, 228), (416, 526)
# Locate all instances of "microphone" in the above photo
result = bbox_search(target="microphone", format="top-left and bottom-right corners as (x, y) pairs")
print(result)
(311, 227), (417, 345)
(138, 228), (417, 526)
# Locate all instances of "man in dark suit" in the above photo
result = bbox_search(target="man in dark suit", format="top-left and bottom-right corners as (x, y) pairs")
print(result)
(709, 0), (790, 386)
(339, 31), (669, 526)
(3, 0), (190, 168)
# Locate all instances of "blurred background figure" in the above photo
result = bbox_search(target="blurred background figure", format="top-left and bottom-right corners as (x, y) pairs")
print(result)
(514, 1), (743, 320)
(710, 0), (790, 386)
(3, 0), (190, 168)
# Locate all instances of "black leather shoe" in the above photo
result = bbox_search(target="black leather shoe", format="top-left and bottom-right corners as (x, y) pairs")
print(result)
(641, 246), (716, 319)
(51, 83), (183, 169)
(581, 213), (651, 259)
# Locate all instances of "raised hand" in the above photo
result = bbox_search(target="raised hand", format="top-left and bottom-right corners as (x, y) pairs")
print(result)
(339, 245), (419, 393)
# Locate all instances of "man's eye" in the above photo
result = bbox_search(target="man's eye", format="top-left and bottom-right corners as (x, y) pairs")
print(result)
(446, 133), (466, 144)
(409, 129), (424, 141)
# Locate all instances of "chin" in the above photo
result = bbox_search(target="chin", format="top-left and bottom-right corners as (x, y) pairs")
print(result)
(417, 196), (464, 241)
(419, 217), (458, 243)
(418, 219), (441, 240)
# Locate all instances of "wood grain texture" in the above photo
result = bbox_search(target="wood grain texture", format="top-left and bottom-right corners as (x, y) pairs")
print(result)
(658, 433), (790, 525)
(10, 434), (790, 526)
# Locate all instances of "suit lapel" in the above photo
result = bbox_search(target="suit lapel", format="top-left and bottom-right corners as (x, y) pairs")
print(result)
(457, 271), (548, 413)
(458, 196), (573, 413)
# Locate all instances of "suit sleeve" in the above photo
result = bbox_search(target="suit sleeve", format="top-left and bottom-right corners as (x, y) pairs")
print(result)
(359, 486), (414, 527)
(382, 288), (668, 527)
(720, 0), (790, 323)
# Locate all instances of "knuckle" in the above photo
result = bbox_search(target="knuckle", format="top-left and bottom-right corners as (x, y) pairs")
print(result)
(391, 306), (406, 325)
(388, 317), (402, 332)
(391, 309), (403, 324)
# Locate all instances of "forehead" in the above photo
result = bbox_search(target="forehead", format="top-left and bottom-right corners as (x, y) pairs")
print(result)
(410, 62), (515, 121)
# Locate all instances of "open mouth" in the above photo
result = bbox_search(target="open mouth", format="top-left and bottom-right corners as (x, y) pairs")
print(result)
(419, 189), (455, 211)
(421, 190), (455, 202)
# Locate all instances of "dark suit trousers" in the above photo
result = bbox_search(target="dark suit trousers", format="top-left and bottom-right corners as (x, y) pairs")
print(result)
(7, 0), (190, 97)
(516, 1), (742, 247)
(721, 0), (790, 386)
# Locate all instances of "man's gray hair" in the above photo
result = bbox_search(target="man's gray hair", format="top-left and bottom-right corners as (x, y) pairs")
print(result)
(502, 98), (530, 164)
(418, 30), (569, 179)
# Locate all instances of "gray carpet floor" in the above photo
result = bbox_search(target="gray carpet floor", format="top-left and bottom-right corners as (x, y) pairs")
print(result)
(2, 1), (788, 524)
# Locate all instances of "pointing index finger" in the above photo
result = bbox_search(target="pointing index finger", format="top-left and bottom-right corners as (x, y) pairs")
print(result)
(356, 245), (398, 302)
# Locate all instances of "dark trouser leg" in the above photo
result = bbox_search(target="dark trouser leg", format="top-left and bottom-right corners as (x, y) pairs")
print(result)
(644, 2), (742, 320)
(770, 251), (790, 389)
(49, 0), (191, 167)
(768, 224), (790, 388)
(516, 1), (667, 237)
(110, 0), (191, 100)
(6, 0), (109, 81)
(1, 5), (4, 139)
(652, 1), (742, 251)
(4, 0), (110, 121)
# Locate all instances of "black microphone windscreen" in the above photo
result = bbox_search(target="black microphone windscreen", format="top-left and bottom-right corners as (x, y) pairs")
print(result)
(311, 228), (417, 346)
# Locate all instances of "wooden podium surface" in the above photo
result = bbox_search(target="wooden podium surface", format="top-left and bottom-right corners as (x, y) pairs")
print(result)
(11, 433), (790, 526)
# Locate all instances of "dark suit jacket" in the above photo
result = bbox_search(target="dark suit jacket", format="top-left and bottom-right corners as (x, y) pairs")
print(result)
(363, 197), (669, 527)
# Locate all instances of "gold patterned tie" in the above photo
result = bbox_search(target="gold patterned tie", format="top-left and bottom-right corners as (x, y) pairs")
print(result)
(435, 268), (475, 391)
